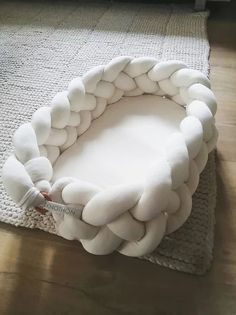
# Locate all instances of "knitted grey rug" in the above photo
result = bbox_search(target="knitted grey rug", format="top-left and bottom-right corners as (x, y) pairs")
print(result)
(0, 0), (215, 274)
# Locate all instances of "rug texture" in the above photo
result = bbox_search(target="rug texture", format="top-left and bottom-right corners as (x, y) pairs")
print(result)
(0, 0), (215, 274)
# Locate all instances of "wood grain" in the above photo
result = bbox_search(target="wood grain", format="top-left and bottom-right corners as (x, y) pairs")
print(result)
(0, 2), (236, 314)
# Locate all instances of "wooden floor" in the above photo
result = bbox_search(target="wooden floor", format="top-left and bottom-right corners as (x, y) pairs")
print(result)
(0, 2), (236, 314)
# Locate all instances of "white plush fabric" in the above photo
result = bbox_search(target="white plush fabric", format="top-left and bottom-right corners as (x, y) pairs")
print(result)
(53, 96), (185, 186)
(2, 57), (218, 257)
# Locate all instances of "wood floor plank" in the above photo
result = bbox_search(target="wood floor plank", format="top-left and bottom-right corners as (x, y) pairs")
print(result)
(210, 47), (236, 69)
(211, 67), (236, 113)
(216, 124), (236, 162)
(210, 65), (236, 162)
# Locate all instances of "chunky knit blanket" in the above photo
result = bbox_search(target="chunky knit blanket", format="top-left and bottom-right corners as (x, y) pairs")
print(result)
(0, 0), (214, 274)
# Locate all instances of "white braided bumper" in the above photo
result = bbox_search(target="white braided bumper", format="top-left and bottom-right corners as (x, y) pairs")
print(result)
(2, 57), (218, 257)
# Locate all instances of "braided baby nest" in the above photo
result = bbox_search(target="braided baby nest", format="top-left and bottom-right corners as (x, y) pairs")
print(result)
(2, 57), (218, 257)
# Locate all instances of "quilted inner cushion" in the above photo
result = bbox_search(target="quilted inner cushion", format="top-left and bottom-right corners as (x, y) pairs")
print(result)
(53, 95), (185, 187)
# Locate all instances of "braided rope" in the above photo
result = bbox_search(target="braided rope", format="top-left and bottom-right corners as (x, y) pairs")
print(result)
(2, 57), (218, 257)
